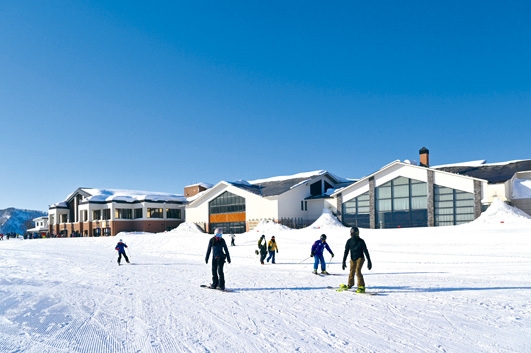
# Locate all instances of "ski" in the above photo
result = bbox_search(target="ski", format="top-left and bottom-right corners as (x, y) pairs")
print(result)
(326, 286), (380, 295)
(200, 285), (233, 292)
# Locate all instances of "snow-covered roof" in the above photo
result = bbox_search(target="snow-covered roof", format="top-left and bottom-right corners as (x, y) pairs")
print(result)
(512, 179), (531, 199)
(233, 170), (353, 197)
(185, 182), (214, 189)
(59, 188), (187, 205)
(434, 159), (531, 184)
(431, 160), (487, 168)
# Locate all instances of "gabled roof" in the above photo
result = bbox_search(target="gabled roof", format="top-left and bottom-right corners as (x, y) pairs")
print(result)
(231, 170), (351, 197)
(434, 160), (531, 184)
(331, 160), (486, 197)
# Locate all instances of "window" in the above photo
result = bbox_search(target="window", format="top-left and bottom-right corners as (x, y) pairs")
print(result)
(61, 214), (68, 223)
(310, 181), (322, 196)
(80, 210), (88, 222)
(210, 222), (246, 234)
(103, 209), (111, 220)
(134, 208), (143, 219)
(167, 209), (181, 219)
(434, 186), (475, 226)
(209, 191), (245, 214)
(115, 209), (132, 219)
(93, 210), (101, 220)
(147, 208), (163, 218)
(342, 192), (371, 228)
(375, 177), (428, 228)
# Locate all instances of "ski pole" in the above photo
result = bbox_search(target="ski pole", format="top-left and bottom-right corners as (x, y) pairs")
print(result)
(298, 256), (311, 264)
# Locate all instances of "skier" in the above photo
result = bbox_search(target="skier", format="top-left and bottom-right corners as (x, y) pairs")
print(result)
(258, 235), (267, 265)
(115, 239), (130, 265)
(205, 228), (231, 290)
(230, 233), (236, 246)
(311, 234), (334, 274)
(342, 226), (372, 293)
(266, 236), (278, 264)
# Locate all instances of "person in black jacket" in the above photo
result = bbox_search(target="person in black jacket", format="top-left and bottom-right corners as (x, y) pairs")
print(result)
(205, 228), (231, 290)
(342, 226), (372, 293)
(258, 234), (267, 264)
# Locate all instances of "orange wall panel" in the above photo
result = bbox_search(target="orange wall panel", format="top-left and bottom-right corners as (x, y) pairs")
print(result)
(209, 212), (246, 223)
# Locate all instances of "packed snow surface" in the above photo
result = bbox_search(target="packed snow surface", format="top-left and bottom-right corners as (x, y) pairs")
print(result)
(1, 202), (530, 352)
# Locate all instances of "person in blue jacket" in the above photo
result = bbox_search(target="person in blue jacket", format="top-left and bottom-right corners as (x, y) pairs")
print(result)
(115, 239), (130, 265)
(311, 234), (334, 275)
(205, 228), (231, 290)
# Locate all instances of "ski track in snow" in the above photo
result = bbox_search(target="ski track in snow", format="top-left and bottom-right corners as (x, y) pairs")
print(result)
(0, 222), (530, 353)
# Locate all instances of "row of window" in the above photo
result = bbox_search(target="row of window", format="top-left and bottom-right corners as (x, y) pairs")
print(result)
(55, 208), (182, 223)
(209, 192), (245, 214)
(343, 177), (476, 228)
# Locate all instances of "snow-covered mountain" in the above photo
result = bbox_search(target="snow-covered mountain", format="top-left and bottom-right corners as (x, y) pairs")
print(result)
(0, 208), (47, 234)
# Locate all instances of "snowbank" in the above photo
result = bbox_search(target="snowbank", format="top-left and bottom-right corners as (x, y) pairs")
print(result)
(248, 219), (292, 235)
(168, 221), (205, 234)
(473, 198), (531, 224)
(307, 208), (347, 230)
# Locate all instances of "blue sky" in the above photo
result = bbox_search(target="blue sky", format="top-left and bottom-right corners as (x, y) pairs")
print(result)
(1, 1), (530, 211)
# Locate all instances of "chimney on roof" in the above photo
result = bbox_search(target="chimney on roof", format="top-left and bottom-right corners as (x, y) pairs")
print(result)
(419, 147), (429, 167)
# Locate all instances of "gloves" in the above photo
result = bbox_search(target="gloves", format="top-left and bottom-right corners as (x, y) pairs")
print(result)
(276, 250), (278, 253)
(205, 258), (208, 264)
(331, 253), (335, 258)
(342, 262), (346, 270)
(310, 252), (314, 257)
(368, 261), (372, 270)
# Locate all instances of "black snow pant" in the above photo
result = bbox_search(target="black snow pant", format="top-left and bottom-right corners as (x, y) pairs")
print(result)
(118, 251), (129, 264)
(211, 256), (226, 289)
(260, 251), (267, 264)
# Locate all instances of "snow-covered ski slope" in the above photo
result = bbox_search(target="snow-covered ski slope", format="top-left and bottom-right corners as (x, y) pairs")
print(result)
(1, 202), (530, 353)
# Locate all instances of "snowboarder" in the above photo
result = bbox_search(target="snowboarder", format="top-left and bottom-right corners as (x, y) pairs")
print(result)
(205, 228), (231, 290)
(266, 236), (278, 264)
(230, 233), (236, 246)
(115, 239), (130, 265)
(342, 226), (372, 293)
(311, 234), (334, 274)
(258, 235), (267, 264)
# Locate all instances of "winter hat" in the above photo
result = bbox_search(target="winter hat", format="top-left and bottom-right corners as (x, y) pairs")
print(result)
(350, 227), (360, 237)
(214, 228), (222, 235)
(320, 234), (327, 240)
(271, 236), (275, 240)
(119, 239), (123, 242)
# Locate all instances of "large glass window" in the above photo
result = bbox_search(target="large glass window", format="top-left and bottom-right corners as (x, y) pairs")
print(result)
(375, 177), (428, 228)
(134, 208), (143, 219)
(434, 186), (475, 226)
(209, 191), (246, 234)
(210, 222), (246, 235)
(103, 209), (111, 220)
(93, 210), (101, 220)
(167, 208), (182, 219)
(147, 208), (163, 218)
(209, 192), (245, 214)
(342, 192), (370, 228)
(115, 209), (132, 219)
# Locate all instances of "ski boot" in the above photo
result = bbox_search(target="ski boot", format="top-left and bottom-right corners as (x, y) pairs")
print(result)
(356, 286), (366, 293)
(321, 270), (329, 275)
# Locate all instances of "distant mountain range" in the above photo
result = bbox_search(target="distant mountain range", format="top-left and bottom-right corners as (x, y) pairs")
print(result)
(0, 208), (47, 235)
